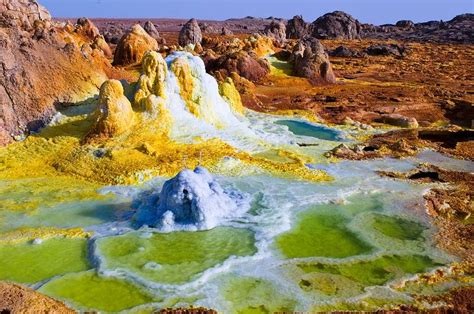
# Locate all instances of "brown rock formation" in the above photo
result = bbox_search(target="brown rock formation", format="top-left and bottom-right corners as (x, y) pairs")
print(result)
(206, 50), (270, 82)
(290, 37), (336, 84)
(377, 113), (419, 128)
(178, 18), (202, 47)
(263, 20), (286, 45)
(0, 281), (75, 313)
(310, 11), (361, 40)
(75, 17), (100, 40)
(113, 24), (158, 66)
(286, 15), (309, 39)
(0, 0), (108, 145)
(0, 0), (51, 30)
(143, 20), (165, 44)
(85, 79), (134, 141)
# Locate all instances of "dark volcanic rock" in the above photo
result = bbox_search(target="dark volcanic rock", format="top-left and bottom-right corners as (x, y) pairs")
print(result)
(310, 11), (361, 40)
(365, 44), (406, 57)
(143, 21), (165, 45)
(361, 13), (474, 44)
(221, 26), (233, 35)
(396, 20), (415, 29)
(286, 15), (308, 39)
(178, 18), (202, 46)
(143, 21), (159, 39)
(290, 37), (336, 84)
(262, 20), (286, 45)
(329, 45), (366, 58)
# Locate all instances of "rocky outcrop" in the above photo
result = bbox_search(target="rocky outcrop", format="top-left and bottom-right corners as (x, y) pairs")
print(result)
(75, 17), (100, 40)
(0, 0), (108, 145)
(286, 15), (308, 39)
(310, 11), (361, 39)
(113, 24), (158, 66)
(361, 14), (474, 44)
(85, 80), (134, 142)
(329, 45), (366, 58)
(221, 26), (233, 35)
(143, 21), (165, 44)
(91, 34), (112, 58)
(143, 21), (159, 39)
(205, 50), (270, 82)
(396, 20), (415, 29)
(262, 20), (286, 45)
(290, 37), (336, 84)
(377, 114), (419, 128)
(365, 44), (406, 57)
(0, 0), (51, 30)
(134, 51), (168, 112)
(178, 18), (202, 47)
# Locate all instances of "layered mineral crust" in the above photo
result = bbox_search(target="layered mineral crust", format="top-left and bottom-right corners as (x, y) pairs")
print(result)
(85, 79), (134, 142)
(134, 51), (168, 112)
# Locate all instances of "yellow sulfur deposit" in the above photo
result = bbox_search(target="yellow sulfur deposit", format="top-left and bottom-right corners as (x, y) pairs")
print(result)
(219, 77), (245, 115)
(134, 51), (168, 109)
(85, 80), (134, 142)
(170, 55), (198, 116)
(0, 227), (91, 245)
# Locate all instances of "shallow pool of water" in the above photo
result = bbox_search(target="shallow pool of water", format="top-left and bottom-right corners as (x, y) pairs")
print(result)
(275, 120), (345, 141)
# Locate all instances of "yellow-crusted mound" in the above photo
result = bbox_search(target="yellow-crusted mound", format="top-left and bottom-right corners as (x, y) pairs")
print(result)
(85, 80), (134, 142)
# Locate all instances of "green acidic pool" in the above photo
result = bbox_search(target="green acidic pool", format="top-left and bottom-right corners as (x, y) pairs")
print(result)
(276, 209), (373, 258)
(371, 213), (426, 241)
(222, 277), (296, 314)
(96, 227), (257, 284)
(0, 238), (90, 283)
(39, 270), (157, 312)
(298, 254), (442, 286)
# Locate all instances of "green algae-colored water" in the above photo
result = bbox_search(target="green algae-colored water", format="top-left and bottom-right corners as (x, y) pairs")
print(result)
(39, 270), (158, 312)
(1, 108), (470, 313)
(371, 213), (426, 240)
(298, 254), (442, 286)
(96, 227), (257, 284)
(222, 277), (297, 314)
(276, 210), (373, 258)
(0, 238), (90, 283)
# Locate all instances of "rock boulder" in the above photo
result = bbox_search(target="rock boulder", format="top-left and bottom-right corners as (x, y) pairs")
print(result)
(286, 15), (308, 39)
(178, 18), (202, 47)
(310, 11), (361, 39)
(290, 37), (336, 84)
(113, 24), (158, 66)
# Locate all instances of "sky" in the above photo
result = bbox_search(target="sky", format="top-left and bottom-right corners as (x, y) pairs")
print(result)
(42, 0), (473, 24)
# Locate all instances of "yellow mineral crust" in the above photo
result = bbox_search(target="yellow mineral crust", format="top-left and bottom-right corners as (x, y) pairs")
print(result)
(170, 56), (198, 116)
(219, 77), (245, 115)
(134, 51), (168, 109)
(85, 79), (134, 142)
(0, 227), (91, 245)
